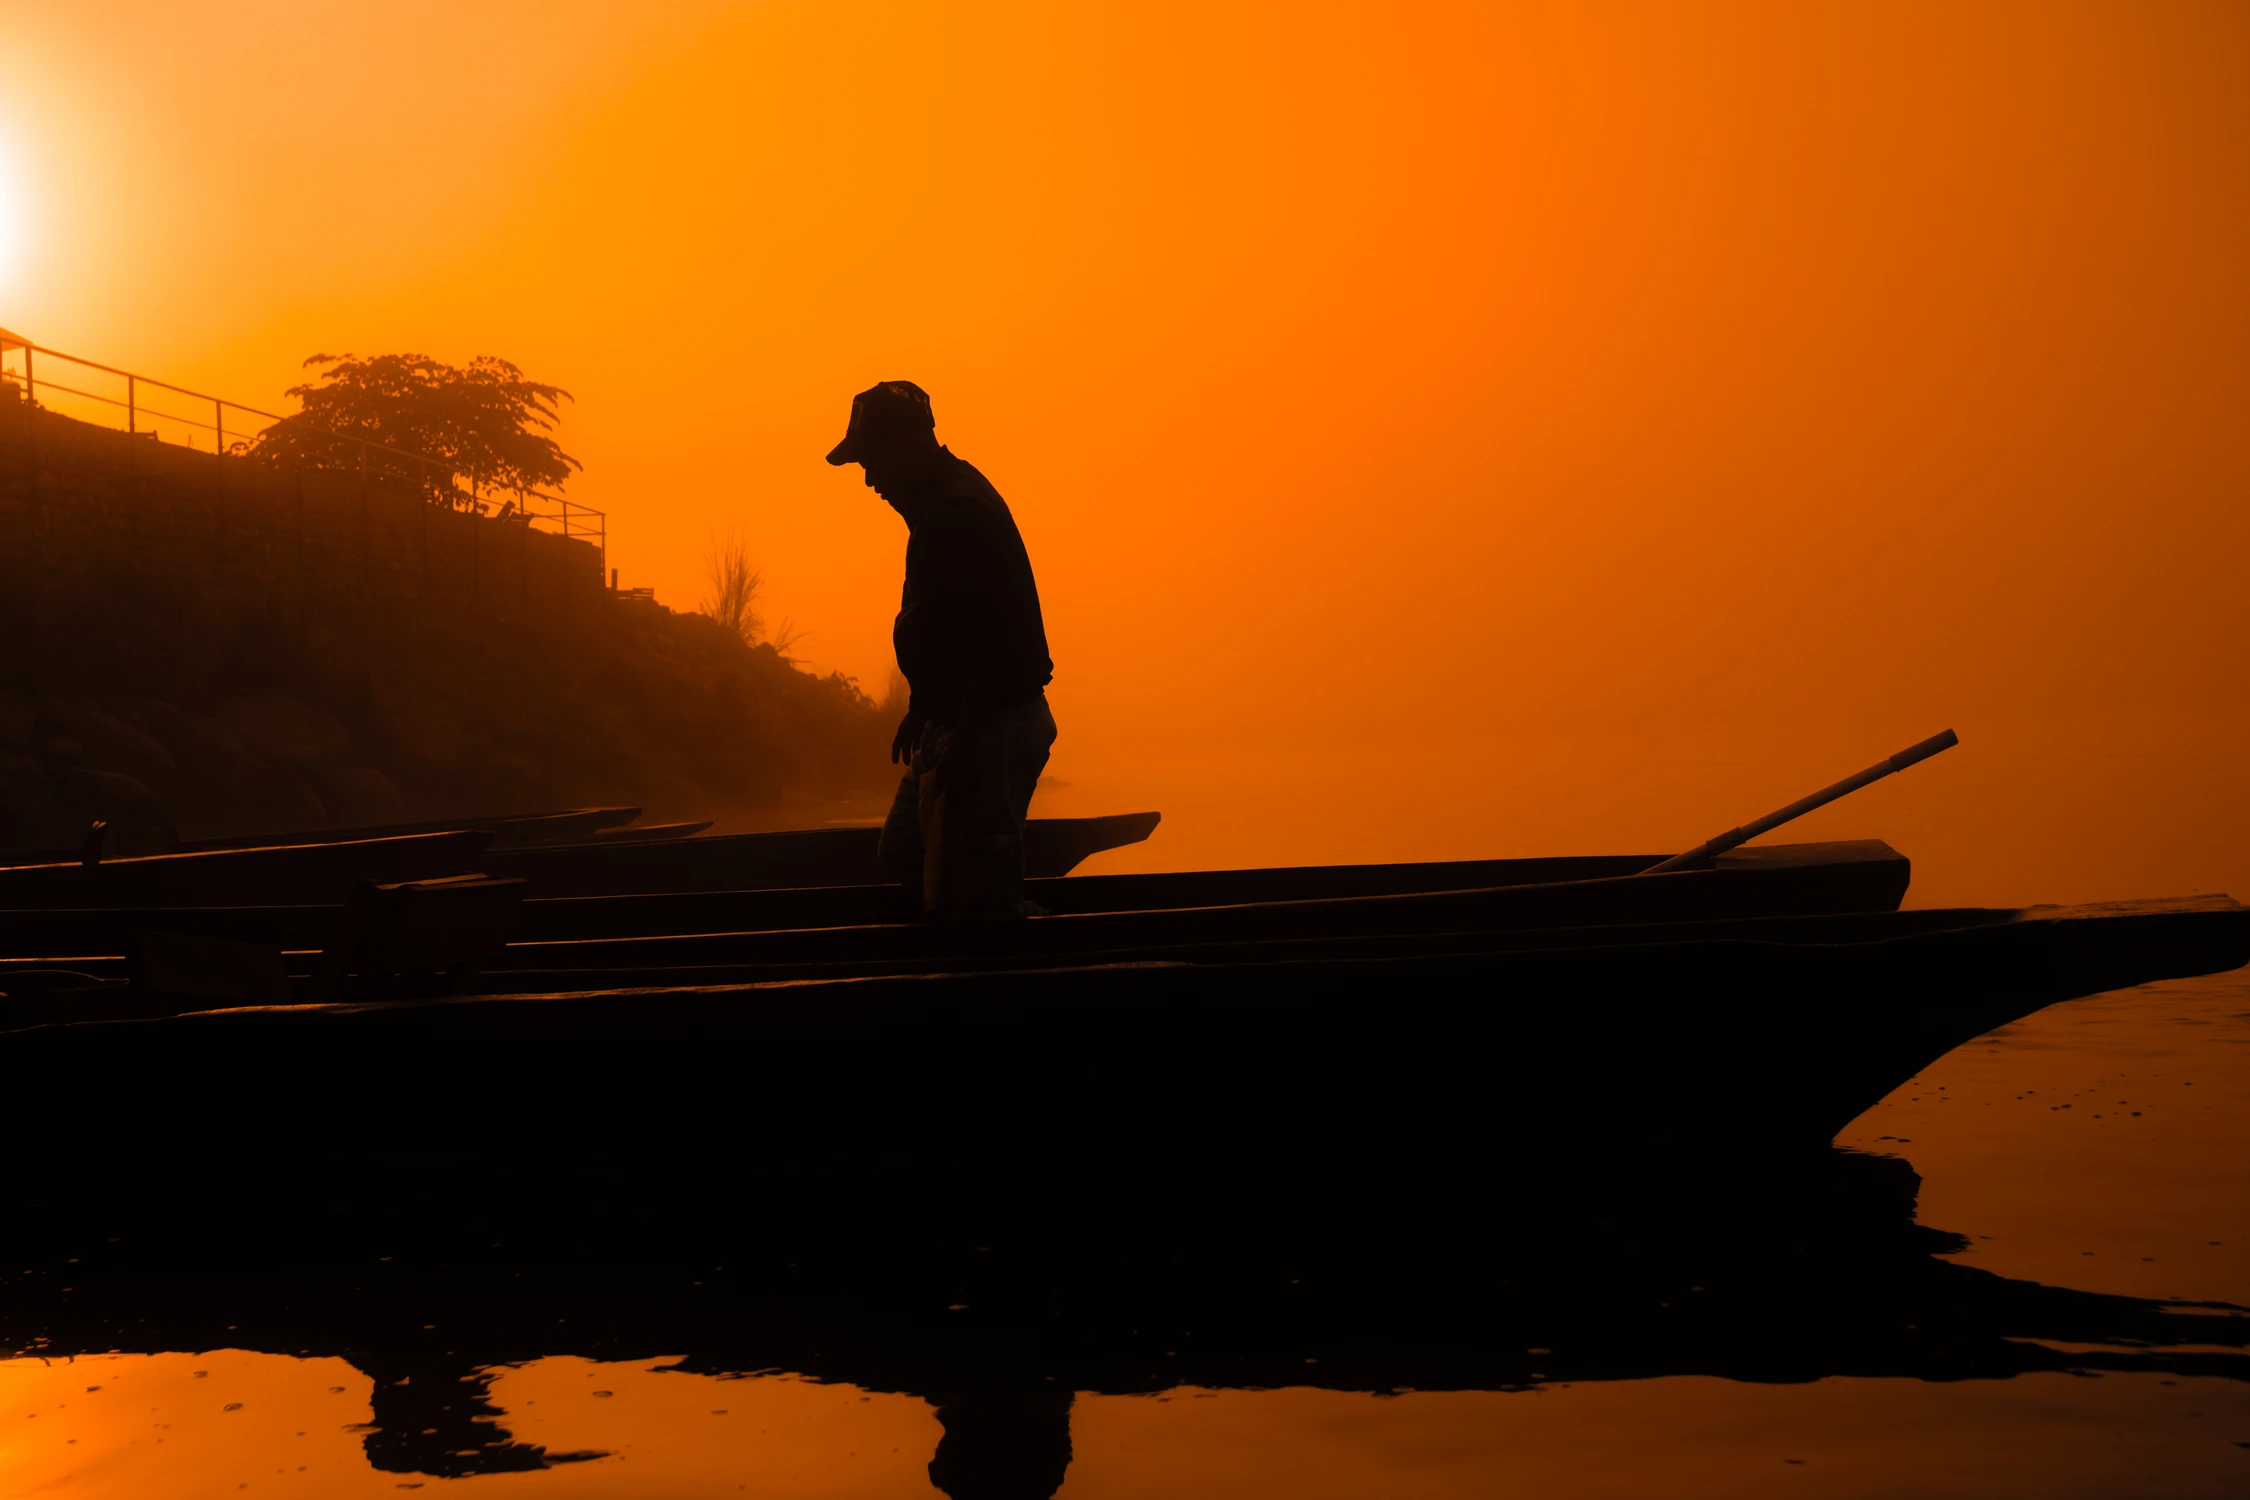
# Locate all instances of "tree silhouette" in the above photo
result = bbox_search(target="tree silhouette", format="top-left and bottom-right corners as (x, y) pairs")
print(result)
(249, 353), (580, 513)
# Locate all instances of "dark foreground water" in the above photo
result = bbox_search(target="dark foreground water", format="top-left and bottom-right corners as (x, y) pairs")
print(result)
(4, 969), (2246, 1498)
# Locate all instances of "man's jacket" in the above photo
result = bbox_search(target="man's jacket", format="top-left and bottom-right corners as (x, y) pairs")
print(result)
(892, 450), (1053, 725)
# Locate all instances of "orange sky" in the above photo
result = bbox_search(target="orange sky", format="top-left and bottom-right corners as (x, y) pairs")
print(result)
(3, 1), (2246, 897)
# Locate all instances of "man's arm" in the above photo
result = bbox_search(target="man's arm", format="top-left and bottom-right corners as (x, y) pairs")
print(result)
(891, 709), (927, 766)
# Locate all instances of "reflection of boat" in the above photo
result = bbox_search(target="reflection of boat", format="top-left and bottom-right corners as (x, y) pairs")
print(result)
(5, 894), (2243, 1158)
(0, 836), (1907, 967)
(3, 1144), (2243, 1488)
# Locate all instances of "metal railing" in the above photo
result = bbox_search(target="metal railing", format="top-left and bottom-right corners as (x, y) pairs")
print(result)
(0, 330), (606, 568)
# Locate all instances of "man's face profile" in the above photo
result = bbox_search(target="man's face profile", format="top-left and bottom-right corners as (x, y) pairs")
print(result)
(857, 429), (932, 499)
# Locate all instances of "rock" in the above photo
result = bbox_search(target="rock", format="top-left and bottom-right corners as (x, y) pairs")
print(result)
(308, 764), (407, 827)
(374, 697), (463, 771)
(130, 706), (257, 835)
(99, 698), (151, 735)
(54, 766), (167, 830)
(234, 769), (329, 835)
(218, 697), (351, 764)
(0, 752), (58, 849)
(136, 702), (243, 783)
(0, 752), (49, 806)
(41, 700), (176, 790)
(176, 712), (252, 777)
(0, 691), (32, 751)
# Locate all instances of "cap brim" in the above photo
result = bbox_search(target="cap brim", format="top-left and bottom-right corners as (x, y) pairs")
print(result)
(824, 437), (859, 466)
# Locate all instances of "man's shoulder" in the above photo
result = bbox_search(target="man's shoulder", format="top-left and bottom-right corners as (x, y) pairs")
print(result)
(929, 454), (1014, 525)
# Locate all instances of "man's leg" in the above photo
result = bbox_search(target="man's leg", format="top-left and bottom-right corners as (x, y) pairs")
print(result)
(952, 696), (1055, 918)
(879, 720), (947, 889)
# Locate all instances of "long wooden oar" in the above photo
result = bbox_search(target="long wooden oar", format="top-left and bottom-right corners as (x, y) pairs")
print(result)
(1639, 729), (1959, 876)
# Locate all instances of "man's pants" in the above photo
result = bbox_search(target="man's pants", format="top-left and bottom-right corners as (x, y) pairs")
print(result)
(878, 694), (1057, 917)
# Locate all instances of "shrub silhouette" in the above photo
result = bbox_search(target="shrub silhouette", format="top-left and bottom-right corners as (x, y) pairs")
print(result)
(701, 531), (765, 646)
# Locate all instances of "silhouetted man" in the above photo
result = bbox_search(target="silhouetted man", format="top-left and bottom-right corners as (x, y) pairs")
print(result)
(827, 381), (1055, 918)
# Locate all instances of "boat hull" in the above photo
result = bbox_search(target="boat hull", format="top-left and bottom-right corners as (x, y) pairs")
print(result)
(0, 830), (494, 910)
(0, 838), (1908, 968)
(6, 897), (2241, 1171)
(477, 811), (1164, 896)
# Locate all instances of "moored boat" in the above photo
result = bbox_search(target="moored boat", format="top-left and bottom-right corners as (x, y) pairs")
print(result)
(474, 810), (1164, 896)
(5, 894), (2242, 1165)
(174, 805), (646, 853)
(0, 811), (1164, 913)
(461, 837), (1912, 988)
(0, 832), (1908, 962)
(0, 830), (494, 911)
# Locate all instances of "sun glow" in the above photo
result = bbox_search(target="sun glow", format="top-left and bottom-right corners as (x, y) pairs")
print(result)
(0, 137), (25, 295)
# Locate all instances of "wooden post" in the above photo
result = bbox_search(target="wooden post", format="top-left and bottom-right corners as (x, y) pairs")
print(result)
(296, 463), (308, 644)
(213, 399), (226, 565)
(359, 441), (371, 595)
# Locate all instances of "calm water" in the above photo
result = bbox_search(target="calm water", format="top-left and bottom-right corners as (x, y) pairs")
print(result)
(3, 967), (2245, 1498)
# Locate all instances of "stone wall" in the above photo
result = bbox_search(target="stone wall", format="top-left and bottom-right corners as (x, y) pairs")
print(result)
(0, 396), (604, 687)
(0, 399), (891, 851)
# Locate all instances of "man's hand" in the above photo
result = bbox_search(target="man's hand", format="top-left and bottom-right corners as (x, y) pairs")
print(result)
(891, 710), (927, 766)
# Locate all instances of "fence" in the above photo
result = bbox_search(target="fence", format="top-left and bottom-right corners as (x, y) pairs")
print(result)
(0, 330), (605, 570)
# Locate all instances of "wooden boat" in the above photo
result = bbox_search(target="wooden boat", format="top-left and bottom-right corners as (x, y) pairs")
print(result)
(174, 806), (645, 853)
(507, 838), (1903, 942)
(0, 838), (1907, 964)
(570, 819), (713, 843)
(476, 810), (1164, 896)
(0, 807), (643, 867)
(460, 837), (1914, 990)
(0, 831), (492, 911)
(5, 894), (2241, 1163)
(0, 811), (1160, 917)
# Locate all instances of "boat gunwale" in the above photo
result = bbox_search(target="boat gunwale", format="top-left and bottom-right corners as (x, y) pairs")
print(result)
(14, 893), (2239, 1038)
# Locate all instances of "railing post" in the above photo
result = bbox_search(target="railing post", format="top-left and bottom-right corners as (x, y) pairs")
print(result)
(212, 398), (226, 566)
(127, 375), (135, 434)
(359, 440), (371, 594)
(21, 343), (31, 404)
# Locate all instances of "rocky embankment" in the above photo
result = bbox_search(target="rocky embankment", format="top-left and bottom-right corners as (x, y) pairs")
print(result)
(0, 594), (894, 856)
(1, 402), (896, 856)
(0, 602), (894, 855)
(2, 692), (393, 853)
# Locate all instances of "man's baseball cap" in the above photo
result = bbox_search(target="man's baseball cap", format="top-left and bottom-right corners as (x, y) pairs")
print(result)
(825, 381), (935, 466)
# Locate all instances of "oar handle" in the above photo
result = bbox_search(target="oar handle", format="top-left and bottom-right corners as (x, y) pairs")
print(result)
(1640, 729), (1959, 876)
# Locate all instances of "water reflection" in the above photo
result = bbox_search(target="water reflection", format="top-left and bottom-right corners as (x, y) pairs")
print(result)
(356, 1352), (604, 1477)
(5, 978), (2247, 1496)
(6, 1143), (2243, 1495)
